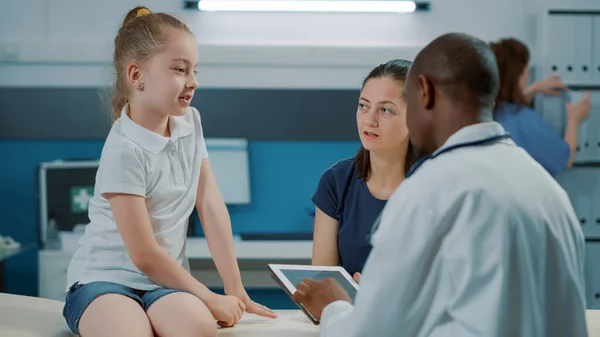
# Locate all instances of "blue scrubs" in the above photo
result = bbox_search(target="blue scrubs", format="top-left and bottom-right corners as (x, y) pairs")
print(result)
(494, 102), (570, 176)
(312, 158), (386, 276)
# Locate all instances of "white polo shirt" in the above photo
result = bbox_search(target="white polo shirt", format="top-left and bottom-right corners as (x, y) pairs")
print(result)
(66, 104), (208, 291)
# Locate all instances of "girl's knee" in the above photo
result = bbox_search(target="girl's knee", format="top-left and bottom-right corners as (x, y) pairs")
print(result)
(185, 305), (217, 337)
(146, 291), (218, 337)
(170, 312), (217, 337)
(195, 317), (218, 337)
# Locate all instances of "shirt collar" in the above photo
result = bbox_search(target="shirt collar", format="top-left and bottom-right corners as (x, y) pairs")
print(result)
(119, 104), (195, 154)
(434, 121), (511, 156)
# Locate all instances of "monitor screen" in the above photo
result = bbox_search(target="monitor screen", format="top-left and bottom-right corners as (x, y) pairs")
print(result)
(44, 166), (98, 231)
(41, 162), (196, 236)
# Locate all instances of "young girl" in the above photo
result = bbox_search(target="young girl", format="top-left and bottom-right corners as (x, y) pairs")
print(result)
(63, 6), (276, 337)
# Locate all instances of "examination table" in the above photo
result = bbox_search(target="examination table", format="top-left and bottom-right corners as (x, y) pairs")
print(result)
(1, 292), (599, 336)
(0, 293), (318, 336)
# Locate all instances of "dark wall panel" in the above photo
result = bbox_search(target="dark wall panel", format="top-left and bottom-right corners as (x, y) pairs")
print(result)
(0, 88), (361, 141)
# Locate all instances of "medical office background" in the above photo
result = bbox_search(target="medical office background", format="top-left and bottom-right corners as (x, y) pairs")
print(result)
(1, 0), (600, 310)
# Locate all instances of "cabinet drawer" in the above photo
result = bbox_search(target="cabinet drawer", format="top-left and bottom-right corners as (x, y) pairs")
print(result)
(38, 250), (73, 301)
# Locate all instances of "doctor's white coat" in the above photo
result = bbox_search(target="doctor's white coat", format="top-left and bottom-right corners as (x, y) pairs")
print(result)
(320, 122), (587, 337)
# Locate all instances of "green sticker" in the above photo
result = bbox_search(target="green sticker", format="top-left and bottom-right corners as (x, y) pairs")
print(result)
(70, 186), (94, 213)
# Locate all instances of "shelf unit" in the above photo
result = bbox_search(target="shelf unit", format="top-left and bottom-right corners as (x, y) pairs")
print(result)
(538, 0), (600, 310)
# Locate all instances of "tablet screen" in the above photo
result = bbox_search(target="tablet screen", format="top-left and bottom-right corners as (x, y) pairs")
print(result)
(280, 269), (358, 301)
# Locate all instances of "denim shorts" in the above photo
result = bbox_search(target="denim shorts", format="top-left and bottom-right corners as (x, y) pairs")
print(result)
(63, 281), (188, 335)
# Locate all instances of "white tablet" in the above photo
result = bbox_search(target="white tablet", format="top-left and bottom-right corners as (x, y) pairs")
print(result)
(268, 264), (360, 324)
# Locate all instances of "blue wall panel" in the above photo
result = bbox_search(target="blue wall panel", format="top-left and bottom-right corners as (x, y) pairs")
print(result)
(0, 140), (360, 304)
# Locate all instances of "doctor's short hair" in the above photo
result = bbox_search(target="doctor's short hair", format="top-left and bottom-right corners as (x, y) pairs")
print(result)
(354, 59), (417, 179)
(108, 6), (193, 122)
(412, 33), (499, 111)
(489, 38), (530, 107)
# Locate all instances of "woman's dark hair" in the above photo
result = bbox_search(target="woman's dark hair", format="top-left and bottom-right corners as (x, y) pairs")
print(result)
(354, 59), (417, 180)
(489, 38), (530, 108)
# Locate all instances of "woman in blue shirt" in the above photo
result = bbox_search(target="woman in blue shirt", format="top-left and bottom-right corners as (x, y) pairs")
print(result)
(311, 59), (417, 282)
(490, 38), (591, 175)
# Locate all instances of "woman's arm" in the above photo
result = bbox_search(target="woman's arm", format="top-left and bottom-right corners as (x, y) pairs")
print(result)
(196, 159), (276, 318)
(312, 207), (340, 266)
(563, 115), (580, 169)
(564, 92), (592, 168)
(523, 75), (567, 104)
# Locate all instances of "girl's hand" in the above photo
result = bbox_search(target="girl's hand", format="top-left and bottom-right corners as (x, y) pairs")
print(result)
(226, 285), (278, 319)
(208, 293), (245, 327)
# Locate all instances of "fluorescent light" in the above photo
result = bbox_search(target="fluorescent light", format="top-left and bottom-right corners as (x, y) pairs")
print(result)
(197, 0), (418, 13)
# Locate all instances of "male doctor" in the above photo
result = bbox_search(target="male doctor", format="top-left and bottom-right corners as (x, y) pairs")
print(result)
(293, 32), (588, 336)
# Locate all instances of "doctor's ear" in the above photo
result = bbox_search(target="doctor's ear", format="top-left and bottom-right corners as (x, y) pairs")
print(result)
(417, 74), (435, 110)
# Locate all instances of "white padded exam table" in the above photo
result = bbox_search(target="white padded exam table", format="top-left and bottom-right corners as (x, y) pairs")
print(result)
(3, 293), (600, 336)
(0, 293), (318, 337)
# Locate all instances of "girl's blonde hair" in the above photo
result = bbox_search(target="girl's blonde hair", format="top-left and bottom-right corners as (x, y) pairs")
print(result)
(110, 6), (193, 122)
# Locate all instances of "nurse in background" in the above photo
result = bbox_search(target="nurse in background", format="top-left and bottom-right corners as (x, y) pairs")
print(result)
(490, 38), (591, 175)
(311, 59), (416, 282)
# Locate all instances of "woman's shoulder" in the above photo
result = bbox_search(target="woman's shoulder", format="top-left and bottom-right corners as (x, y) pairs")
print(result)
(322, 157), (355, 179)
(495, 102), (537, 118)
(317, 157), (357, 190)
(313, 157), (357, 212)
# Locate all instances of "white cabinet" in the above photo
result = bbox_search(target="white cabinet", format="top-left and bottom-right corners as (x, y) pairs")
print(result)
(593, 16), (600, 81)
(586, 243), (600, 309)
(38, 240), (313, 301)
(38, 250), (72, 301)
(546, 15), (593, 82)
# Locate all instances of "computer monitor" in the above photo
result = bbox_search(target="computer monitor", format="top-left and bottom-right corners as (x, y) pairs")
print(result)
(38, 161), (98, 246)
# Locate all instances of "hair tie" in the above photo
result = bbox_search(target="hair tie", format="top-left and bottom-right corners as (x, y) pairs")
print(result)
(136, 8), (151, 17)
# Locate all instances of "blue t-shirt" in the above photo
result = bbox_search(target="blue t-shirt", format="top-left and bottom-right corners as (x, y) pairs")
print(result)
(495, 102), (570, 176)
(311, 158), (386, 276)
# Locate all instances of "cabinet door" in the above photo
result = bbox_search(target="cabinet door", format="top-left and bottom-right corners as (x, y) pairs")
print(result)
(591, 167), (600, 239)
(570, 90), (594, 163)
(38, 250), (72, 301)
(539, 94), (566, 135)
(592, 16), (600, 81)
(585, 242), (600, 309)
(587, 91), (600, 162)
(546, 15), (593, 82)
(556, 168), (593, 235)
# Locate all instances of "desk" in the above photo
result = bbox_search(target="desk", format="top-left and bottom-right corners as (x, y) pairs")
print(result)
(589, 310), (600, 336)
(187, 237), (313, 289)
(39, 238), (313, 301)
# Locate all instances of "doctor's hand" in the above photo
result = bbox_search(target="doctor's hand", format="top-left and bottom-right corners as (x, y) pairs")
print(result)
(226, 285), (278, 319)
(353, 272), (361, 283)
(292, 278), (352, 321)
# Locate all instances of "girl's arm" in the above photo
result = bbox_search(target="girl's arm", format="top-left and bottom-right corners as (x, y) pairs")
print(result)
(196, 158), (277, 318)
(107, 193), (245, 327)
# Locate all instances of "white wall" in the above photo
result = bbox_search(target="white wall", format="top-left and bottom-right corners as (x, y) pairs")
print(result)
(0, 0), (539, 89)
